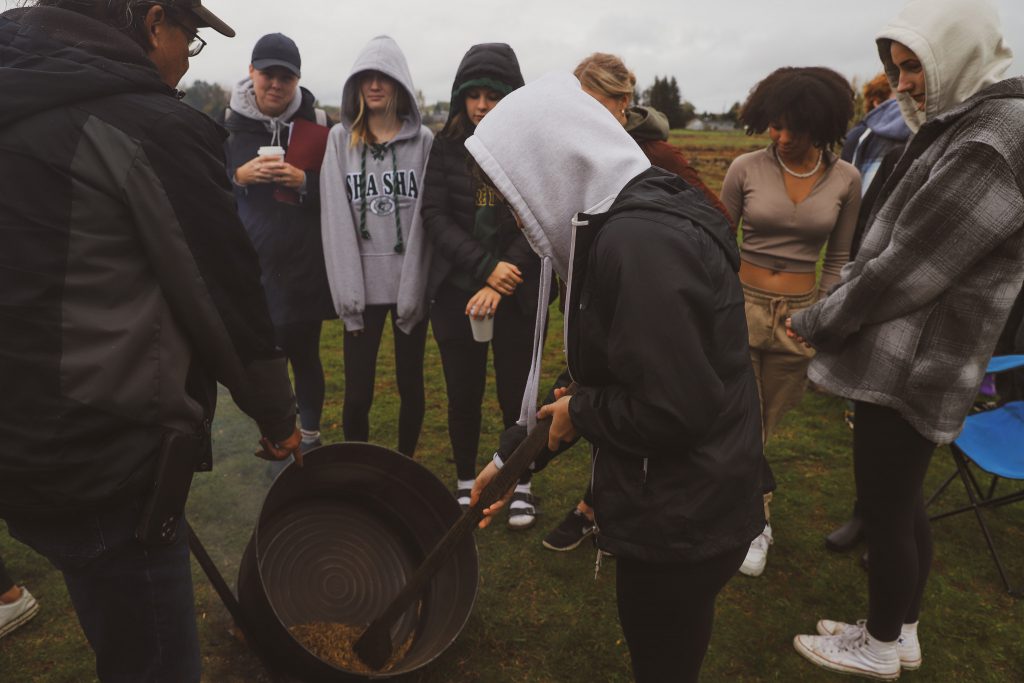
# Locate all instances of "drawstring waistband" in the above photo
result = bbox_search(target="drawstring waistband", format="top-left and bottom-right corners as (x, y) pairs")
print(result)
(741, 281), (817, 339)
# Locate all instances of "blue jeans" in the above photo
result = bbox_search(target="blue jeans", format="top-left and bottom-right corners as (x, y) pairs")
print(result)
(6, 502), (200, 683)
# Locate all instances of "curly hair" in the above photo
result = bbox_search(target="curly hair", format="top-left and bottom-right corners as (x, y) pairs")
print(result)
(739, 66), (854, 150)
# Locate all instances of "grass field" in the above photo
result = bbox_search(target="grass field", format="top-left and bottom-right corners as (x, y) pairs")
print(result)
(2, 130), (1022, 682)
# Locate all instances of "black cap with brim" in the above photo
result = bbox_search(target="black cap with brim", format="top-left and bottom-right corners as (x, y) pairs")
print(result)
(184, 1), (235, 38)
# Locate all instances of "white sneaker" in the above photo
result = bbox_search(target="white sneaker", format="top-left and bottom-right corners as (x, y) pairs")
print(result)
(817, 619), (922, 670)
(739, 524), (772, 576)
(0, 587), (40, 640)
(794, 621), (900, 680)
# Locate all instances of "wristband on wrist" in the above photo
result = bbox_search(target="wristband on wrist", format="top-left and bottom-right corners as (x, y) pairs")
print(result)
(492, 452), (505, 470)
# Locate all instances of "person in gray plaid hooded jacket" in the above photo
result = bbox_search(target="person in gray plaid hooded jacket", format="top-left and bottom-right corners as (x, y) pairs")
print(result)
(787, 0), (1024, 679)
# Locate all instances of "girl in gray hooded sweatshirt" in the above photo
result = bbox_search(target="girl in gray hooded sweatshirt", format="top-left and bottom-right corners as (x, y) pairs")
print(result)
(321, 36), (433, 456)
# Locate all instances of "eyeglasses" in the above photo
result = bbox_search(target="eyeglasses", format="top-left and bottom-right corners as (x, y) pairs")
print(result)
(151, 3), (206, 57)
(181, 25), (206, 57)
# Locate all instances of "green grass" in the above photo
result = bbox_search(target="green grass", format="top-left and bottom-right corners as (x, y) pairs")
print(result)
(3, 130), (1022, 681)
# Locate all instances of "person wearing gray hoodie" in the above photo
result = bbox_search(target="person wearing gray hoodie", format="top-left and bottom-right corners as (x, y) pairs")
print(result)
(789, 0), (1024, 679)
(320, 36), (433, 456)
(467, 72), (764, 683)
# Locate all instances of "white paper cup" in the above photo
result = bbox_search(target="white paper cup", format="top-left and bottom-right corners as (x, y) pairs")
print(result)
(469, 315), (494, 343)
(257, 145), (285, 162)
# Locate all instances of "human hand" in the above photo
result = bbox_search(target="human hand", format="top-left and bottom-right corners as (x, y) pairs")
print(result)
(785, 316), (811, 348)
(466, 286), (501, 320)
(469, 460), (515, 529)
(486, 261), (523, 296)
(270, 161), (306, 189)
(234, 156), (276, 186)
(537, 395), (577, 452)
(256, 426), (304, 468)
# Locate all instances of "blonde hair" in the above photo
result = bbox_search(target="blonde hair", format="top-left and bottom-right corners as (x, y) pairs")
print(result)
(573, 52), (636, 101)
(348, 72), (409, 147)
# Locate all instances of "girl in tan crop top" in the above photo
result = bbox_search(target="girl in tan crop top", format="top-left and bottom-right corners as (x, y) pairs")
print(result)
(721, 66), (860, 578)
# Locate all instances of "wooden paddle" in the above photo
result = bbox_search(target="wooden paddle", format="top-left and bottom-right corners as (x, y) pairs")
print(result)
(353, 388), (571, 670)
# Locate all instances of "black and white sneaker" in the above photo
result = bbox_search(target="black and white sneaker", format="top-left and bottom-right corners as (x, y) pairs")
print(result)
(542, 507), (595, 551)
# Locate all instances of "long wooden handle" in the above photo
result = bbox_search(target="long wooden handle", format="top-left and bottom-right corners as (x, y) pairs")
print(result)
(366, 414), (554, 630)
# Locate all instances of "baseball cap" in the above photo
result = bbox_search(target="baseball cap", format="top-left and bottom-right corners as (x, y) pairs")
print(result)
(165, 0), (235, 38)
(251, 33), (302, 77)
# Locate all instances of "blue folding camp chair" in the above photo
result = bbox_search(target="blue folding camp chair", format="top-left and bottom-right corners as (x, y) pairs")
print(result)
(927, 355), (1024, 597)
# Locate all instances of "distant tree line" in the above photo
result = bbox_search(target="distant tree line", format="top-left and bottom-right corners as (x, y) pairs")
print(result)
(181, 80), (342, 123)
(640, 76), (696, 129)
(182, 80), (229, 119)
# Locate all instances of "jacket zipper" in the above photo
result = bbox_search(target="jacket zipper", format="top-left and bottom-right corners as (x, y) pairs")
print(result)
(591, 447), (603, 579)
(641, 457), (649, 488)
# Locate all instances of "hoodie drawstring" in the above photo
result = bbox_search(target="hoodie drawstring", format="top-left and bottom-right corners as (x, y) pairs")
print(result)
(358, 142), (405, 254)
(517, 256), (554, 432)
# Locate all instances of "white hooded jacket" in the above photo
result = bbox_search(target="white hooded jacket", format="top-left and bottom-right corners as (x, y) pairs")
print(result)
(465, 72), (649, 426)
(876, 0), (1014, 132)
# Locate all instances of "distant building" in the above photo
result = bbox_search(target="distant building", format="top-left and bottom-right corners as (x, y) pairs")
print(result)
(423, 102), (450, 132)
(687, 116), (738, 132)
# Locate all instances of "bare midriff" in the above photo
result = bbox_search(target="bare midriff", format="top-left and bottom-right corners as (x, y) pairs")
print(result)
(739, 260), (817, 295)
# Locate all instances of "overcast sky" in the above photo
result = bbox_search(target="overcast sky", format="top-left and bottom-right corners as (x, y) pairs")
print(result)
(8, 0), (1024, 112)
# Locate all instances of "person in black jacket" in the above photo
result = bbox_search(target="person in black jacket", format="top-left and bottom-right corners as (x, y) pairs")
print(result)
(421, 43), (546, 527)
(0, 2), (299, 681)
(467, 73), (764, 683)
(224, 33), (336, 462)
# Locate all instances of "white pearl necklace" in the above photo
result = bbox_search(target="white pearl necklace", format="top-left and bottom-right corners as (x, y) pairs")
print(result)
(775, 147), (823, 179)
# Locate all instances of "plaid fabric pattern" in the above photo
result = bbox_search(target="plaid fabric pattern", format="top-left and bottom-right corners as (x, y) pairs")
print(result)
(792, 78), (1024, 444)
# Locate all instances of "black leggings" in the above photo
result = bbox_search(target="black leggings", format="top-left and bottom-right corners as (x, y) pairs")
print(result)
(0, 554), (13, 593)
(275, 321), (325, 432)
(432, 284), (538, 482)
(616, 546), (747, 683)
(854, 401), (936, 642)
(342, 305), (428, 457)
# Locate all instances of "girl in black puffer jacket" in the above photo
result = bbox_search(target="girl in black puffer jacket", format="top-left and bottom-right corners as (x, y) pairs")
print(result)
(421, 44), (545, 528)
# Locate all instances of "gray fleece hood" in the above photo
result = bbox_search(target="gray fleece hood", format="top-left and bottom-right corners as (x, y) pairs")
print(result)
(465, 72), (650, 431)
(465, 72), (650, 280)
(340, 35), (422, 139)
(876, 0), (1014, 132)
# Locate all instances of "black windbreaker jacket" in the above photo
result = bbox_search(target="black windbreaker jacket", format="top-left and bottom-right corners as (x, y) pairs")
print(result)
(421, 43), (541, 311)
(564, 168), (765, 562)
(0, 8), (295, 517)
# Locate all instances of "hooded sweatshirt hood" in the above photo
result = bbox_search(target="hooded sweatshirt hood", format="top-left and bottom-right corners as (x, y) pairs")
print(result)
(465, 72), (650, 280)
(624, 105), (670, 143)
(340, 35), (422, 141)
(876, 0), (1013, 132)
(228, 77), (303, 145)
(0, 7), (173, 129)
(442, 42), (524, 136)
